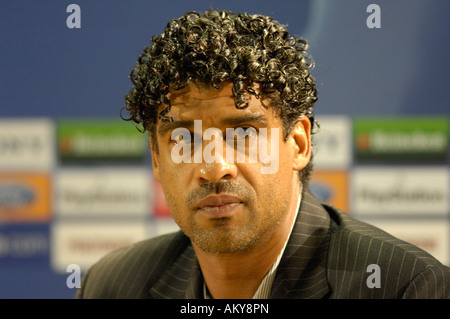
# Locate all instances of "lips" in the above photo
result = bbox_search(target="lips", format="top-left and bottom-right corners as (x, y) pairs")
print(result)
(196, 194), (243, 218)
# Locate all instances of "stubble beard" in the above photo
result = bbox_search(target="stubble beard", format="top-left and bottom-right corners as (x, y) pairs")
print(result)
(166, 180), (289, 254)
(188, 213), (262, 254)
(187, 201), (286, 254)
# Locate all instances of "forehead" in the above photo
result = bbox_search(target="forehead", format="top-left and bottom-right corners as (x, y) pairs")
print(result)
(168, 82), (234, 104)
(160, 82), (276, 124)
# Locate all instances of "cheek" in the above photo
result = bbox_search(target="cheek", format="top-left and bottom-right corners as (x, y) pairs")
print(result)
(261, 148), (295, 201)
(157, 154), (189, 210)
(158, 169), (190, 228)
(238, 160), (292, 202)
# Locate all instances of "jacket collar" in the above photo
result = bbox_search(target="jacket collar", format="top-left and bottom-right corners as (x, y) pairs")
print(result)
(149, 188), (331, 299)
(149, 241), (203, 298)
(269, 189), (332, 298)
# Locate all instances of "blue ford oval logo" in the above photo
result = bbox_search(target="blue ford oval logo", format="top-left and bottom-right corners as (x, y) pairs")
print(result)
(0, 185), (35, 207)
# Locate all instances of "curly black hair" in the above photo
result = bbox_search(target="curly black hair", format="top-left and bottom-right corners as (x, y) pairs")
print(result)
(122, 10), (318, 184)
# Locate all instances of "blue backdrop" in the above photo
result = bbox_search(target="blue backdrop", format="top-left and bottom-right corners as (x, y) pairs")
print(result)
(0, 0), (449, 298)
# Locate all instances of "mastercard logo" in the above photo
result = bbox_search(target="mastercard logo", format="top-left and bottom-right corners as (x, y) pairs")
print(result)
(356, 133), (371, 151)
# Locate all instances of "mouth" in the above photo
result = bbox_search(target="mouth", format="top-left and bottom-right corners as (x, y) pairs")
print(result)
(196, 194), (243, 219)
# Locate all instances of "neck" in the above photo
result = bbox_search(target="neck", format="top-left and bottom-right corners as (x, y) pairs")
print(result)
(193, 184), (301, 299)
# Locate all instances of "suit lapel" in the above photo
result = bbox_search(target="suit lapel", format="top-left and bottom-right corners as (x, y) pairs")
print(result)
(149, 238), (203, 299)
(270, 189), (332, 299)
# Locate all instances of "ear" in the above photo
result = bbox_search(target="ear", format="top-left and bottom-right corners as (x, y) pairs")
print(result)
(149, 135), (161, 182)
(290, 116), (311, 171)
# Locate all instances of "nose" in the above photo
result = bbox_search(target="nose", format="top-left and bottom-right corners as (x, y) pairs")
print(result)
(195, 154), (238, 185)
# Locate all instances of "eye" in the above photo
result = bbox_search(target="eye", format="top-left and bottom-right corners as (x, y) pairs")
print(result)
(227, 126), (257, 142)
(172, 130), (202, 145)
(172, 131), (188, 145)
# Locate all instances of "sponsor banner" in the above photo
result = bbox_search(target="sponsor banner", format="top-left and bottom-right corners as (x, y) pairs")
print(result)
(364, 219), (449, 266)
(55, 168), (151, 217)
(0, 173), (51, 222)
(352, 167), (449, 216)
(313, 116), (352, 168)
(0, 224), (50, 260)
(0, 118), (55, 169)
(152, 177), (171, 218)
(310, 170), (349, 213)
(57, 119), (148, 162)
(51, 221), (148, 272)
(354, 117), (448, 162)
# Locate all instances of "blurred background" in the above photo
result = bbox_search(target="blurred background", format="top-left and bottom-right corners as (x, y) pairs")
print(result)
(0, 0), (448, 298)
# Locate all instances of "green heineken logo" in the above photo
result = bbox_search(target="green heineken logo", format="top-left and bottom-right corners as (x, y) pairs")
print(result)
(354, 117), (448, 161)
(57, 119), (148, 162)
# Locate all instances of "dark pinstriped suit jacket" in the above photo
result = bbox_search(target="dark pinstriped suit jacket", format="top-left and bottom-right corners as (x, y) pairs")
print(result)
(76, 189), (450, 299)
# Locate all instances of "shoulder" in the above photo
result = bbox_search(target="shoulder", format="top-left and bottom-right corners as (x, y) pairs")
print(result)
(76, 230), (190, 299)
(324, 204), (450, 298)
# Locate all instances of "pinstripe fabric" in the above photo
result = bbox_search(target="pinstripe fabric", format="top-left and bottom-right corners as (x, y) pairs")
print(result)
(325, 204), (450, 298)
(269, 189), (331, 298)
(76, 188), (450, 299)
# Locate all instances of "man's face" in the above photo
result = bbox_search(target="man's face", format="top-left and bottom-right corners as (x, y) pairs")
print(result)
(151, 82), (311, 253)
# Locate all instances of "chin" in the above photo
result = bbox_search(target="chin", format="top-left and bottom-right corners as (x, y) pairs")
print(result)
(191, 227), (260, 254)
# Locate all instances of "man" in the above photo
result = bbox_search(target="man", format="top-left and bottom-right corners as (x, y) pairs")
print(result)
(76, 10), (449, 299)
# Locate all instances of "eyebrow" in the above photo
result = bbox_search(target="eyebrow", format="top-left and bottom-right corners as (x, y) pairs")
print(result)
(157, 114), (269, 137)
(157, 120), (194, 137)
(221, 114), (269, 127)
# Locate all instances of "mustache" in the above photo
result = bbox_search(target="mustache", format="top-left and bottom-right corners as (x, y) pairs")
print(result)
(185, 181), (252, 207)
